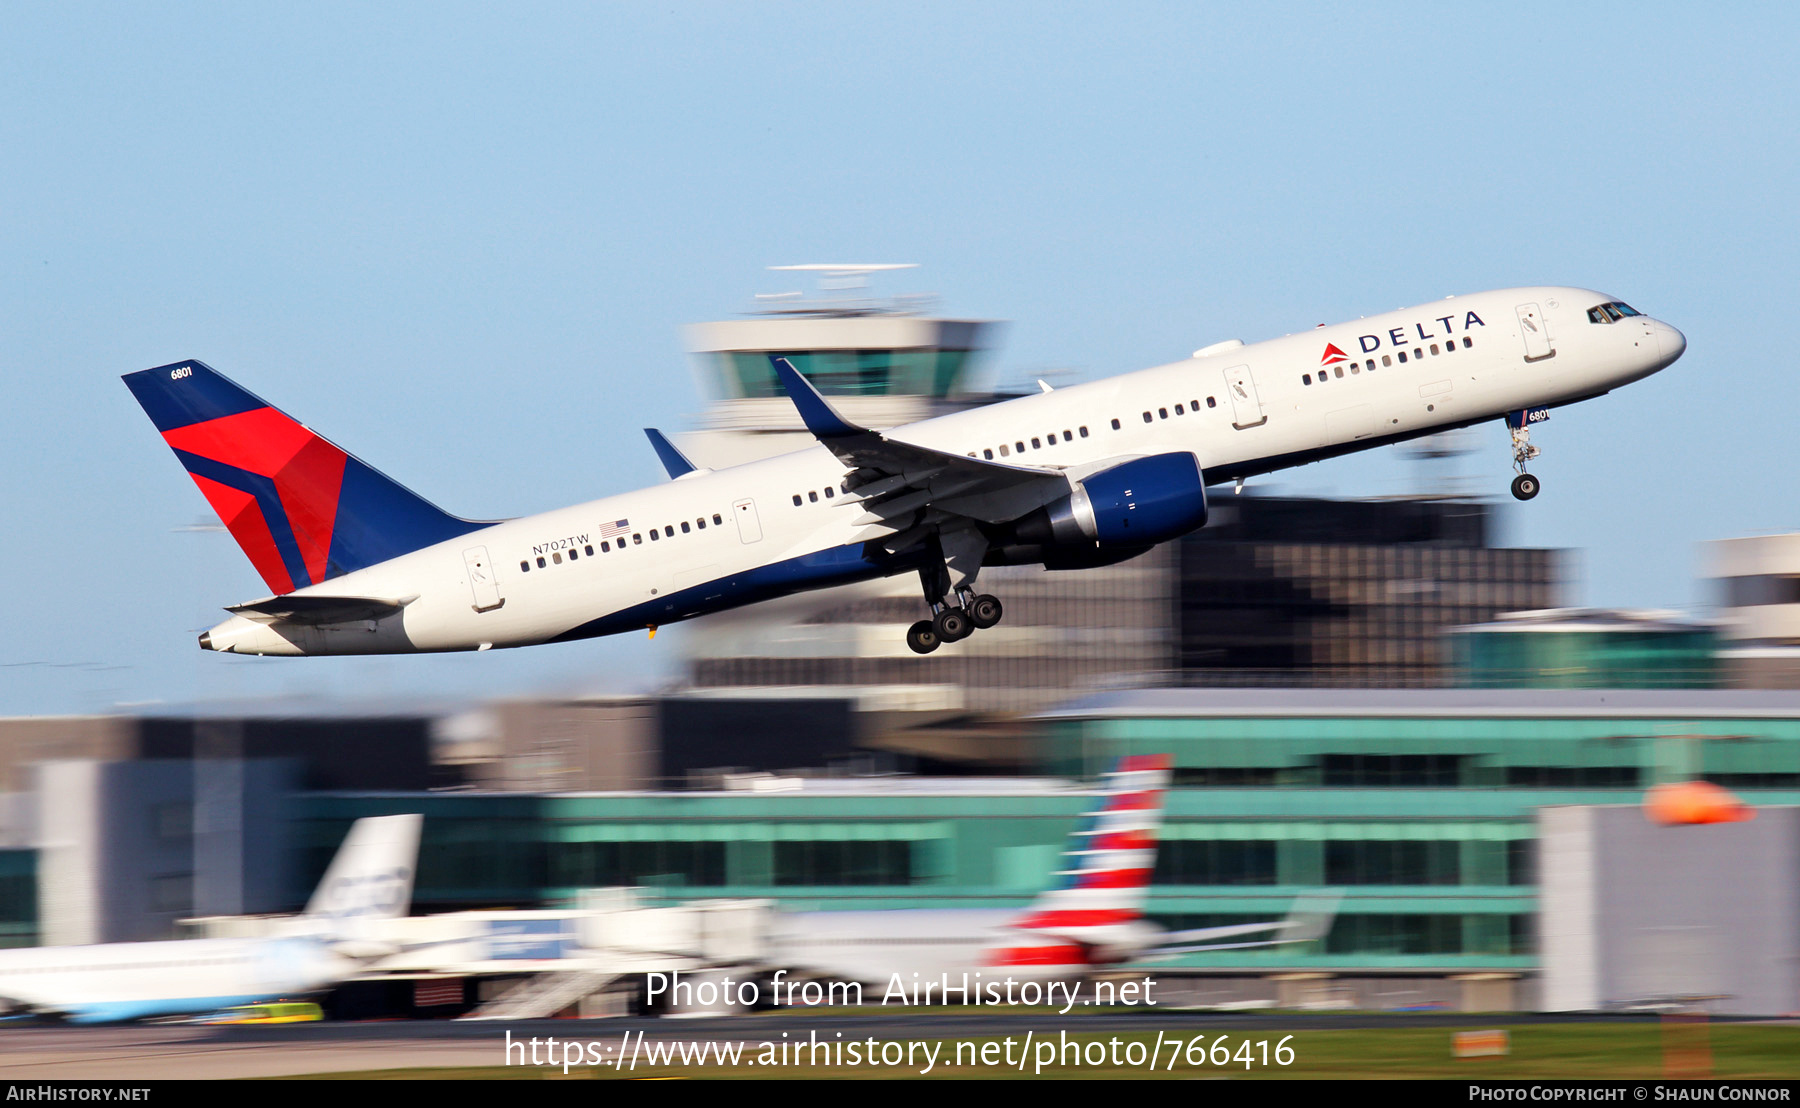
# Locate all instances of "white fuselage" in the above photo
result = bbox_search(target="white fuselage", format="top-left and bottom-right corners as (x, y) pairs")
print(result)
(769, 909), (1090, 986)
(0, 936), (353, 1023)
(202, 287), (1683, 656)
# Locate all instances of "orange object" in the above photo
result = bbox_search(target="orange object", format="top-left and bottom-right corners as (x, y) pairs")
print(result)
(1644, 781), (1754, 826)
(1453, 1030), (1510, 1058)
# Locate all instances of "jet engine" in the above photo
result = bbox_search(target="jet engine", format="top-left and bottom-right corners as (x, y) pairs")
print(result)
(988, 451), (1209, 567)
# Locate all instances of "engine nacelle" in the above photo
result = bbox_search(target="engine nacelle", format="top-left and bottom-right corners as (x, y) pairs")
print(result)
(1006, 452), (1209, 556)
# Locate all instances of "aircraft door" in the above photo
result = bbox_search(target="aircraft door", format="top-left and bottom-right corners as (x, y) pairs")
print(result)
(1516, 303), (1554, 361)
(1222, 364), (1267, 429)
(462, 546), (505, 612)
(732, 498), (763, 543)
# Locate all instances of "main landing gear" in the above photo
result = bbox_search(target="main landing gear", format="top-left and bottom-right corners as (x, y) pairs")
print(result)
(905, 534), (1004, 655)
(906, 589), (1005, 655)
(1507, 411), (1544, 501)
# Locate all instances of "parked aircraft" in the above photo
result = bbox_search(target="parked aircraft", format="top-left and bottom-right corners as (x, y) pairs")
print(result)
(0, 814), (421, 1023)
(764, 755), (1338, 986)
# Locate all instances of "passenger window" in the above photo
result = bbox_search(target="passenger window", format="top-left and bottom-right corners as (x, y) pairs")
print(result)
(1383, 355), (1392, 366)
(1015, 441), (1025, 453)
(1303, 374), (1312, 385)
(1334, 366), (1344, 378)
(1158, 408), (1168, 419)
(1063, 430), (1072, 441)
(1111, 418), (1121, 430)
(601, 541), (610, 552)
(824, 487), (833, 498)
(1366, 360), (1375, 371)
(1207, 397), (1216, 407)
(1142, 412), (1153, 423)
(999, 444), (1010, 456)
(1079, 426), (1089, 437)
(568, 549), (578, 561)
(553, 552), (563, 563)
(713, 514), (722, 525)
(792, 494), (802, 506)
(696, 519), (705, 530)
(520, 561), (530, 572)
(1031, 437), (1041, 449)
(1463, 336), (1472, 348)
(585, 545), (594, 556)
(633, 534), (642, 545)
(649, 531), (658, 541)
(1350, 364), (1359, 374)
(665, 526), (674, 537)
(1398, 350), (1408, 363)
(681, 522), (690, 533)
(1175, 403), (1185, 415)
(983, 448), (994, 459)
(1430, 343), (1439, 355)
(536, 556), (546, 568)
(809, 491), (818, 503)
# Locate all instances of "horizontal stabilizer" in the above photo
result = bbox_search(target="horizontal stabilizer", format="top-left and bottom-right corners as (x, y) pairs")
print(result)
(228, 594), (416, 625)
(643, 428), (702, 479)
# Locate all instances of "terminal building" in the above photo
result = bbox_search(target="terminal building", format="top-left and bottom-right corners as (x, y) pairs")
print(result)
(7, 688), (1800, 1011)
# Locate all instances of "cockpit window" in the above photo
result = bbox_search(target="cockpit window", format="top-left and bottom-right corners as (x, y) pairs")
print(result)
(1587, 301), (1642, 324)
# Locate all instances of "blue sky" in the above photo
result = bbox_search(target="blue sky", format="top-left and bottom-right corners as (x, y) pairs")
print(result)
(3, 3), (1795, 715)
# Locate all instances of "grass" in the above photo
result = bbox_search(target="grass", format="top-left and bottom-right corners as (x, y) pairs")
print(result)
(291, 1022), (1800, 1079)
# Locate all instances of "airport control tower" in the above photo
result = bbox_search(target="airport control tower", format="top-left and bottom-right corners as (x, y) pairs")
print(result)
(671, 264), (1001, 468)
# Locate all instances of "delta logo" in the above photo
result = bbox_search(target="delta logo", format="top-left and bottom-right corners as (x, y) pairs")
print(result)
(1320, 343), (1350, 367)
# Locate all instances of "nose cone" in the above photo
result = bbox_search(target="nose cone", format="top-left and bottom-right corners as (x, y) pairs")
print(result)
(1654, 320), (1687, 364)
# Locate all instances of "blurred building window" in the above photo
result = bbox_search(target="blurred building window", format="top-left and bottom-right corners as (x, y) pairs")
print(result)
(1152, 840), (1278, 885)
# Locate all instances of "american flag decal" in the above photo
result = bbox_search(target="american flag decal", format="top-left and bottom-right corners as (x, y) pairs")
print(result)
(601, 519), (630, 538)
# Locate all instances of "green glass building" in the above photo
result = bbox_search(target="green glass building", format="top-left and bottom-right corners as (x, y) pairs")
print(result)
(290, 690), (1800, 985)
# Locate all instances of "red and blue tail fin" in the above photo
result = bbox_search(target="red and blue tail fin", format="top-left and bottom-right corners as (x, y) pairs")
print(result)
(123, 359), (485, 595)
(1013, 753), (1171, 933)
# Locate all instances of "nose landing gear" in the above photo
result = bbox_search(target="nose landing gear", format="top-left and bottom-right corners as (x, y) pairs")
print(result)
(1506, 409), (1546, 501)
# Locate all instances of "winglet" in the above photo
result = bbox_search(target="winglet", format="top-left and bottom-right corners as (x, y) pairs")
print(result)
(643, 428), (699, 479)
(770, 356), (867, 439)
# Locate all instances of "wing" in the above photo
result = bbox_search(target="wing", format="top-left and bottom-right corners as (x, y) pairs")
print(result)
(1141, 890), (1343, 958)
(770, 356), (1071, 528)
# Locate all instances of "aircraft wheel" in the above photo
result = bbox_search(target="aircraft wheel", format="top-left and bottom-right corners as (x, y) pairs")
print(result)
(906, 619), (941, 655)
(934, 607), (973, 642)
(1510, 473), (1541, 501)
(968, 594), (1003, 629)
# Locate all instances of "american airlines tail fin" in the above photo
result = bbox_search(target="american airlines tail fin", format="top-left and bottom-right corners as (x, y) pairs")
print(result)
(302, 814), (423, 931)
(1012, 754), (1172, 937)
(122, 360), (485, 595)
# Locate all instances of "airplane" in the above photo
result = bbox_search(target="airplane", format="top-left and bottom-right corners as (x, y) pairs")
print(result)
(761, 754), (1340, 991)
(123, 287), (1685, 656)
(0, 814), (421, 1023)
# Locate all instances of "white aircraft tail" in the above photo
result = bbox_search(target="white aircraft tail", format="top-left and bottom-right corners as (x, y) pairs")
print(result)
(302, 814), (423, 930)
